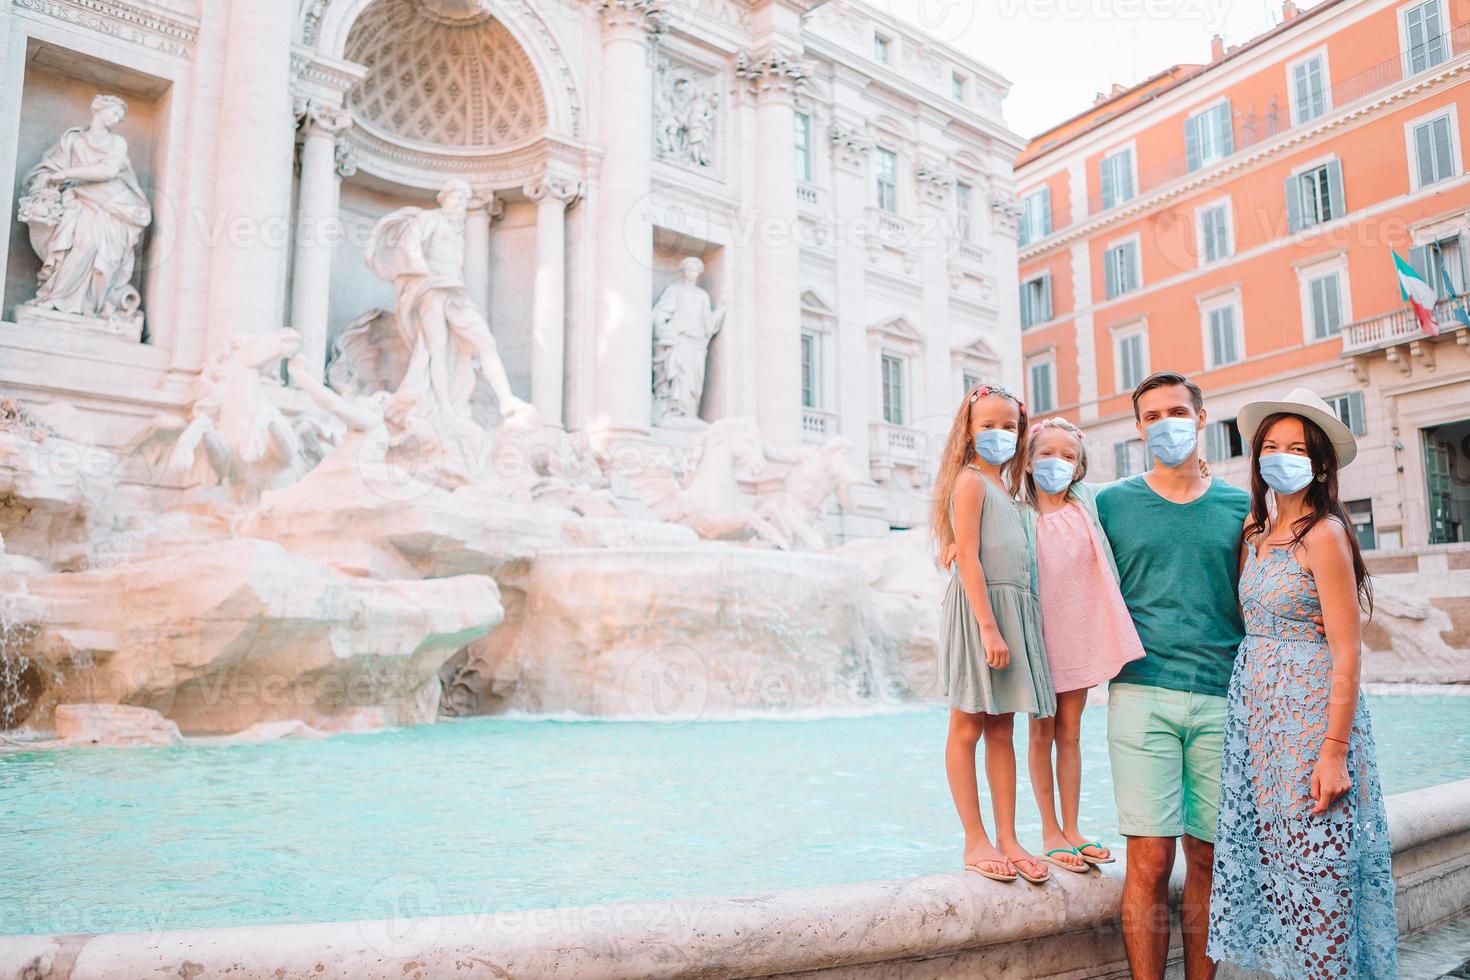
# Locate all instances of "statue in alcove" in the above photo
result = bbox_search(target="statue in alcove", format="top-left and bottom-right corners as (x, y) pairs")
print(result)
(17, 94), (152, 338)
(651, 256), (725, 425)
(365, 178), (536, 428)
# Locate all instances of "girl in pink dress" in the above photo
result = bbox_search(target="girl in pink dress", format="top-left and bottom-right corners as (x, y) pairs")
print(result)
(1022, 418), (1145, 873)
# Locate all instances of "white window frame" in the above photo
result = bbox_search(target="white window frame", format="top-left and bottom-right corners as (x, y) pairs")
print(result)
(1198, 289), (1245, 370)
(1027, 351), (1057, 415)
(1194, 197), (1235, 267)
(1404, 105), (1463, 192)
(1285, 47), (1332, 125)
(1111, 319), (1150, 394)
(1103, 232), (1143, 299)
(1399, 0), (1449, 77)
(1020, 187), (1052, 245)
(1098, 142), (1138, 210)
(1324, 390), (1368, 436)
(1289, 154), (1344, 229)
(1186, 98), (1233, 171)
(955, 180), (974, 241)
(1020, 271), (1053, 329)
(879, 351), (906, 425)
(873, 32), (892, 65)
(875, 147), (899, 212)
(1296, 253), (1353, 345)
(794, 111), (813, 185)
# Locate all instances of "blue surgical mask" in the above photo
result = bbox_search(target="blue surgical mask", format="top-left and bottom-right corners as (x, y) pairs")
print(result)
(973, 430), (1017, 465)
(1258, 452), (1314, 494)
(1146, 417), (1198, 467)
(1032, 458), (1076, 494)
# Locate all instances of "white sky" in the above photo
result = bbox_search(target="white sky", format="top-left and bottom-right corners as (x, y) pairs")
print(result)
(881, 0), (1324, 139)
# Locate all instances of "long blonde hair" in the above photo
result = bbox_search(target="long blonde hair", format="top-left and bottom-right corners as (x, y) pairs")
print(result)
(930, 384), (1029, 551)
(1021, 417), (1088, 507)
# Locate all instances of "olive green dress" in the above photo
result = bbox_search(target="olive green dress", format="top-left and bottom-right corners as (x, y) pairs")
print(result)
(940, 469), (1056, 717)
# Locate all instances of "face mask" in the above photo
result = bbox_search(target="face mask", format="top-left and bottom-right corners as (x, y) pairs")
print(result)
(1258, 452), (1314, 494)
(973, 430), (1017, 465)
(1146, 417), (1198, 467)
(1032, 458), (1076, 494)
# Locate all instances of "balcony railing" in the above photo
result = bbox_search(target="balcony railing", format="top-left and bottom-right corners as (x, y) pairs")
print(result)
(1340, 293), (1470, 355)
(869, 421), (926, 466)
(1080, 23), (1470, 218)
(801, 408), (836, 441)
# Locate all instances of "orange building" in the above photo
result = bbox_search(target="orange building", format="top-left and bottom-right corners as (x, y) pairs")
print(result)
(1016, 0), (1470, 549)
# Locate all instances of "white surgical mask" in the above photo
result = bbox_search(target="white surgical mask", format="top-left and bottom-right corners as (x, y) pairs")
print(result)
(1032, 458), (1076, 494)
(1258, 452), (1314, 494)
(974, 430), (1017, 465)
(1146, 418), (1198, 467)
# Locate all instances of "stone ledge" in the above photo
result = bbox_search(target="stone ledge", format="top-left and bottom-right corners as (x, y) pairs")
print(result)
(2, 780), (1467, 979)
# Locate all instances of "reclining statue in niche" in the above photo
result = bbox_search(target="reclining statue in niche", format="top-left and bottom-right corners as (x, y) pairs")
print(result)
(18, 94), (152, 336)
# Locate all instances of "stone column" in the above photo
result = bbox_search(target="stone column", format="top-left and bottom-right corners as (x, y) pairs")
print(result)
(737, 47), (809, 447)
(203, 0), (296, 354)
(289, 102), (351, 380)
(525, 174), (582, 427)
(592, 0), (663, 436)
(463, 190), (495, 317)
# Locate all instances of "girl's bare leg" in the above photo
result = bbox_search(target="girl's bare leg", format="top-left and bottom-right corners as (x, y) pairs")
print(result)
(1029, 714), (1086, 870)
(987, 713), (1046, 879)
(1056, 688), (1109, 861)
(945, 709), (1010, 875)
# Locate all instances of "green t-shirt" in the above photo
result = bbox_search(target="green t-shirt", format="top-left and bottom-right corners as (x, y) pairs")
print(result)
(1096, 475), (1250, 698)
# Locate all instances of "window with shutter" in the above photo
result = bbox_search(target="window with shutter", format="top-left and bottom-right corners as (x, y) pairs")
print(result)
(1291, 56), (1327, 124)
(1327, 391), (1367, 436)
(1412, 113), (1457, 187)
(1208, 306), (1240, 367)
(1404, 0), (1448, 75)
(881, 355), (904, 425)
(1199, 203), (1232, 264)
(1020, 188), (1052, 246)
(1289, 163), (1341, 229)
(1308, 272), (1343, 339)
(1101, 149), (1134, 209)
(1187, 103), (1233, 173)
(1117, 332), (1145, 391)
(1105, 242), (1139, 298)
(1020, 274), (1051, 328)
(1029, 361), (1055, 414)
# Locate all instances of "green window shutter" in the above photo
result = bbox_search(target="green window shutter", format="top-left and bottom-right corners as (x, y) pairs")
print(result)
(1347, 390), (1366, 435)
(1019, 281), (1032, 328)
(1285, 175), (1303, 233)
(1041, 274), (1053, 321)
(1433, 116), (1454, 182)
(1104, 249), (1119, 298)
(1040, 187), (1053, 237)
(1100, 156), (1115, 209)
(1324, 159), (1345, 220)
(1409, 245), (1432, 281)
(1124, 242), (1139, 292)
(1185, 116), (1202, 172)
(1119, 151), (1134, 200)
(1216, 101), (1235, 156)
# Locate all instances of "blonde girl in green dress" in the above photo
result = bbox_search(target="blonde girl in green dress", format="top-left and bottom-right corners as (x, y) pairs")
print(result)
(931, 384), (1058, 884)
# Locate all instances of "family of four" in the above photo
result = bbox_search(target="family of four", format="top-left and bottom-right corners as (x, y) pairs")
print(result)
(933, 370), (1397, 980)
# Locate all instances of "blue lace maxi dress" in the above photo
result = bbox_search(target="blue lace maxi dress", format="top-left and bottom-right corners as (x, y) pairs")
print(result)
(1207, 545), (1397, 979)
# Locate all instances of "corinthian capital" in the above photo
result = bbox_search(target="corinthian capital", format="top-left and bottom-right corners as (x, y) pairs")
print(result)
(593, 0), (667, 38)
(735, 46), (811, 96)
(524, 173), (584, 206)
(295, 99), (352, 140)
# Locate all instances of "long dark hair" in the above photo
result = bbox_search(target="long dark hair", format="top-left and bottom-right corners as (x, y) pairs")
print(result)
(1245, 412), (1372, 615)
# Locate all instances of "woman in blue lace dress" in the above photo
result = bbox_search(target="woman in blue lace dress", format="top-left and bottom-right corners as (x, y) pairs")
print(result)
(1208, 388), (1396, 979)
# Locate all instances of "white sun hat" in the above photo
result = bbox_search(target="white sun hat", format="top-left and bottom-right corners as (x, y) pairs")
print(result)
(1236, 386), (1358, 468)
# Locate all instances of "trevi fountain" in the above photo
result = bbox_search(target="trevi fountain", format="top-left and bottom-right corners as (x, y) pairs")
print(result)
(0, 0), (1466, 978)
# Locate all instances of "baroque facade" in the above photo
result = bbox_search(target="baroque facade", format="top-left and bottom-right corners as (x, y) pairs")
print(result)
(1016, 0), (1470, 549)
(0, 0), (1025, 536)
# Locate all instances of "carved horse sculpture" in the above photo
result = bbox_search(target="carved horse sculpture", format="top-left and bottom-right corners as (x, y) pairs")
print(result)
(757, 436), (858, 551)
(630, 417), (791, 549)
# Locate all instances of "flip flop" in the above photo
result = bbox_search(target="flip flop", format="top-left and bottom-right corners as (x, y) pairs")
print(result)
(1008, 855), (1050, 884)
(1043, 847), (1090, 873)
(964, 860), (1018, 883)
(1074, 840), (1115, 865)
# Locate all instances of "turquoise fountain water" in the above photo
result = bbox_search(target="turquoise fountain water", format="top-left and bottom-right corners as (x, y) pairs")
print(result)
(4, 692), (1468, 937)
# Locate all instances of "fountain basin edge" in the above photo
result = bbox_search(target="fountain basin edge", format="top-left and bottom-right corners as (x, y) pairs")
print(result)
(4, 779), (1468, 979)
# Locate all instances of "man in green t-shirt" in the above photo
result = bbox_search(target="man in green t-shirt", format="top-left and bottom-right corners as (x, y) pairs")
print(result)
(1096, 371), (1249, 980)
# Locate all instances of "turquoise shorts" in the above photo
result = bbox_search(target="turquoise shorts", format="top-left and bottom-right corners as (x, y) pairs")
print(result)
(1107, 682), (1226, 842)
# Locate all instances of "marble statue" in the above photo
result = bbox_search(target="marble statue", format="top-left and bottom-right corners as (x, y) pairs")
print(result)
(655, 63), (717, 169)
(651, 256), (725, 425)
(17, 94), (152, 338)
(365, 179), (536, 427)
(629, 417), (790, 548)
(758, 436), (858, 550)
(139, 329), (305, 502)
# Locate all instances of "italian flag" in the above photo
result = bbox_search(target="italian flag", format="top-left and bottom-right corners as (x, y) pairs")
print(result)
(1395, 251), (1440, 337)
